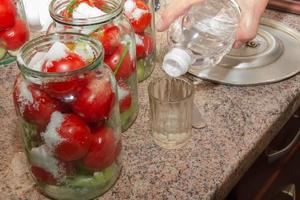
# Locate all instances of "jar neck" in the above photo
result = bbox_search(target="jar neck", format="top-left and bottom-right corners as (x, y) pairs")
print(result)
(17, 33), (104, 79)
(49, 0), (124, 26)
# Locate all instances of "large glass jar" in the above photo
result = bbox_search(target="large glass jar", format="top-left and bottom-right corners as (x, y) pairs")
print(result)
(13, 33), (122, 200)
(49, 0), (138, 131)
(124, 0), (156, 82)
(0, 0), (30, 65)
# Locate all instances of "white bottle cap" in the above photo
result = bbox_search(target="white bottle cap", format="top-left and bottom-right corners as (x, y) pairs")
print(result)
(162, 48), (192, 77)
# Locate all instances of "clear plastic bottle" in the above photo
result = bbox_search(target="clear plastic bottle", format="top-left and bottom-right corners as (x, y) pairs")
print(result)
(162, 0), (240, 77)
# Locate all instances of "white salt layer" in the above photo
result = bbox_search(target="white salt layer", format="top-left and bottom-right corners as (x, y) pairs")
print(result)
(131, 8), (147, 20)
(73, 3), (106, 19)
(74, 42), (94, 61)
(42, 111), (65, 151)
(28, 52), (47, 71)
(124, 0), (136, 14)
(124, 0), (147, 21)
(45, 42), (69, 67)
(135, 34), (143, 46)
(18, 81), (37, 115)
(30, 145), (60, 177)
(117, 85), (129, 101)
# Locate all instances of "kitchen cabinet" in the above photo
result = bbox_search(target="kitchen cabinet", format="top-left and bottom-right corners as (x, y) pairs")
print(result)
(228, 108), (300, 200)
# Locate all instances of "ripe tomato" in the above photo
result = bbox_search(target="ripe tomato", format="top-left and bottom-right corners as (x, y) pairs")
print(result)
(30, 145), (74, 185)
(42, 53), (87, 99)
(135, 34), (145, 59)
(0, 19), (29, 50)
(71, 77), (115, 123)
(13, 76), (63, 130)
(91, 24), (121, 56)
(124, 0), (152, 33)
(42, 112), (92, 161)
(117, 80), (132, 112)
(43, 53), (86, 73)
(135, 33), (154, 59)
(104, 44), (135, 81)
(83, 126), (118, 171)
(31, 166), (57, 185)
(0, 0), (16, 31)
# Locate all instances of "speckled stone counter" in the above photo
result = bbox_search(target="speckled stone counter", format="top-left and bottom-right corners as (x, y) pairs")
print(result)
(1, 10), (300, 200)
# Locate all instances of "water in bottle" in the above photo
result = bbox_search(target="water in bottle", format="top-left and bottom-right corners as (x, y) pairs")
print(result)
(162, 0), (240, 77)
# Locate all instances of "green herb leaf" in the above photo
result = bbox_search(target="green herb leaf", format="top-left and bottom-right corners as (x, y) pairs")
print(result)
(114, 42), (130, 76)
(66, 0), (77, 15)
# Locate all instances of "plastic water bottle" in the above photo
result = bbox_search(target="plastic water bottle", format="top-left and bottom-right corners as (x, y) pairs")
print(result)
(162, 0), (240, 77)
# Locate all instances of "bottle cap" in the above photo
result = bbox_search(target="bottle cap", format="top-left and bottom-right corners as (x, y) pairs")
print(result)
(162, 48), (192, 77)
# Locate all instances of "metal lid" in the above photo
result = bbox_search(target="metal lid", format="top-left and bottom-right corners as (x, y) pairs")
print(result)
(188, 18), (300, 86)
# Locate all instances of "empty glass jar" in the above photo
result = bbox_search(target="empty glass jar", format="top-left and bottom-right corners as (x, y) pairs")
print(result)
(14, 33), (122, 200)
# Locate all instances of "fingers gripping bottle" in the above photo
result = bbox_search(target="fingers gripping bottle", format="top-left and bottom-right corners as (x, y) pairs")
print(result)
(162, 0), (240, 77)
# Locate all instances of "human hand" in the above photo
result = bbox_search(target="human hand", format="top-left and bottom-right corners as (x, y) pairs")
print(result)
(156, 0), (269, 48)
(156, 0), (203, 32)
(233, 0), (269, 48)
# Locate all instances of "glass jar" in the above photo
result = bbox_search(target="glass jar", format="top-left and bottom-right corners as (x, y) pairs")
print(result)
(124, 0), (156, 82)
(0, 0), (30, 65)
(13, 33), (122, 200)
(49, 0), (138, 131)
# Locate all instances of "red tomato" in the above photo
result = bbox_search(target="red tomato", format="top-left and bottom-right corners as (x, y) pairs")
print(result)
(30, 145), (75, 184)
(93, 0), (104, 8)
(31, 166), (57, 185)
(104, 44), (135, 80)
(91, 24), (121, 56)
(124, 0), (152, 33)
(117, 80), (132, 112)
(0, 19), (29, 50)
(43, 53), (86, 73)
(135, 33), (153, 59)
(13, 76), (63, 130)
(71, 77), (115, 123)
(142, 32), (154, 56)
(135, 34), (145, 59)
(0, 0), (16, 31)
(83, 126), (118, 171)
(42, 53), (87, 99)
(43, 113), (92, 161)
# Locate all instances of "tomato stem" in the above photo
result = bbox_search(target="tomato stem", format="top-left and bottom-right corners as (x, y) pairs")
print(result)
(114, 43), (129, 76)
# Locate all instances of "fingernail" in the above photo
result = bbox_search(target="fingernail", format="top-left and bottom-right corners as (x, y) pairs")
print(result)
(233, 41), (243, 49)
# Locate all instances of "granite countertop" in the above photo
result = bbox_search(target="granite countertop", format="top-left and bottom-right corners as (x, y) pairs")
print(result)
(1, 10), (300, 200)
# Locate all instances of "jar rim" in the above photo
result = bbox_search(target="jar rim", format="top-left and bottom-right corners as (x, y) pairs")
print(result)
(49, 0), (124, 26)
(17, 32), (104, 78)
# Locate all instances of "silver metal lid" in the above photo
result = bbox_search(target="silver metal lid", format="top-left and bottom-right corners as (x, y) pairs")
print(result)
(188, 18), (300, 86)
